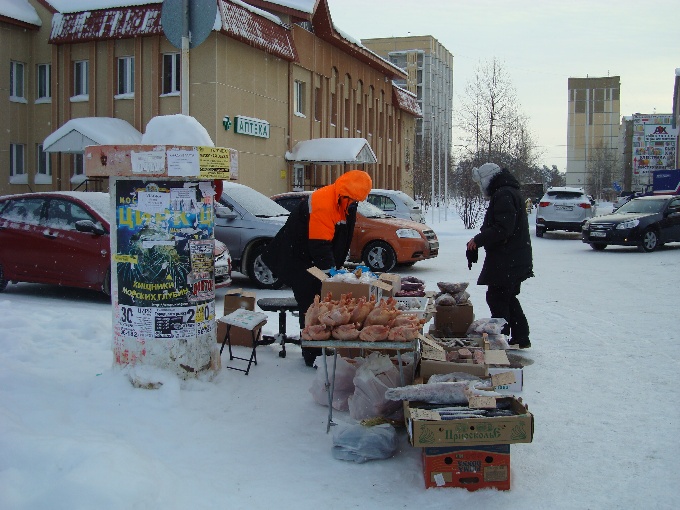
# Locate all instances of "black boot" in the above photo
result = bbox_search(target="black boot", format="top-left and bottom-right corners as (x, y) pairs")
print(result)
(302, 347), (321, 367)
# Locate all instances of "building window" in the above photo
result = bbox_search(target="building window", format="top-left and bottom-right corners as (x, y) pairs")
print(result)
(10, 61), (25, 101)
(37, 64), (51, 101)
(117, 56), (134, 96)
(162, 53), (180, 95)
(294, 80), (305, 116)
(37, 144), (51, 175)
(73, 60), (89, 97)
(330, 93), (337, 126)
(345, 97), (351, 129)
(10, 144), (25, 176)
(314, 87), (321, 122)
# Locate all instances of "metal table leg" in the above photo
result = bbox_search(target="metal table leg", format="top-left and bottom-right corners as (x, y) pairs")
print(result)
(322, 347), (339, 433)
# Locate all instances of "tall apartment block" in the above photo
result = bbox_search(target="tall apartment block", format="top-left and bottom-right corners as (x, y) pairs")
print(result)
(566, 76), (621, 189)
(361, 36), (453, 192)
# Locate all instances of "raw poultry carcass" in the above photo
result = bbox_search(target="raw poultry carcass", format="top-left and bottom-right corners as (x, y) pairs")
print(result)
(301, 324), (331, 341)
(363, 298), (400, 326)
(391, 314), (425, 328)
(358, 324), (390, 341)
(331, 323), (360, 340)
(305, 293), (334, 327)
(348, 295), (376, 326)
(318, 305), (351, 327)
(387, 325), (420, 341)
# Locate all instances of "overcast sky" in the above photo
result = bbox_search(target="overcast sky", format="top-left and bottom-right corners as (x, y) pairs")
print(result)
(327, 0), (680, 170)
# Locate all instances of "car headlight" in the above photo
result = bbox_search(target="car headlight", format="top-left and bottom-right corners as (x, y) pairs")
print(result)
(616, 219), (639, 230)
(396, 228), (421, 239)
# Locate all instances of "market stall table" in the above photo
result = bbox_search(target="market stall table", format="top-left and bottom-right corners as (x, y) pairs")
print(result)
(301, 339), (418, 432)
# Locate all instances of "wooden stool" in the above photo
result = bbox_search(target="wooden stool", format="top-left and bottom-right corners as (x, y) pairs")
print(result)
(217, 309), (268, 375)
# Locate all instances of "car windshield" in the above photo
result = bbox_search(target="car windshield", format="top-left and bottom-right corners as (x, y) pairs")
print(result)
(616, 198), (666, 214)
(222, 186), (290, 218)
(358, 201), (389, 218)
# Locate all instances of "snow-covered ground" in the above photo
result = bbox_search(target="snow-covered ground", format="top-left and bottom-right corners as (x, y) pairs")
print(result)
(1, 203), (679, 510)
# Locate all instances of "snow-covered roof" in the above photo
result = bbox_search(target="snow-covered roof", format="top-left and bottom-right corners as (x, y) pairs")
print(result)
(45, 1), (155, 14)
(141, 115), (215, 146)
(43, 117), (143, 153)
(393, 86), (422, 118)
(285, 138), (377, 165)
(0, 0), (41, 26)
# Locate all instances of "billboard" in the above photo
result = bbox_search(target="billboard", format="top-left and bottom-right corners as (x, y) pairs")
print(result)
(632, 114), (678, 175)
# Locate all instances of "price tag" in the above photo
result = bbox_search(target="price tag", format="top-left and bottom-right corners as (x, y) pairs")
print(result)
(491, 371), (516, 387)
(410, 408), (442, 421)
(468, 395), (497, 409)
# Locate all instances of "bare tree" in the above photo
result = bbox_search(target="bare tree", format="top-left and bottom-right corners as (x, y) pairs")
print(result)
(586, 140), (620, 200)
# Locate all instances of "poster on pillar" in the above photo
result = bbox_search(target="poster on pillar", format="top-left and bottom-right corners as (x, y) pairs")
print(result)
(114, 180), (215, 314)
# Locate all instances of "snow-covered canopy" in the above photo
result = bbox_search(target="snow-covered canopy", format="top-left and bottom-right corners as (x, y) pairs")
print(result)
(0, 0), (41, 26)
(43, 117), (143, 153)
(285, 138), (377, 165)
(141, 115), (214, 147)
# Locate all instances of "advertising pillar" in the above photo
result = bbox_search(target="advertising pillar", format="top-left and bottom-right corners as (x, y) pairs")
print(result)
(85, 144), (236, 378)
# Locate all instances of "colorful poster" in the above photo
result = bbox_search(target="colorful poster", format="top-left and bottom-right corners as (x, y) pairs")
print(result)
(115, 180), (214, 308)
(632, 114), (678, 175)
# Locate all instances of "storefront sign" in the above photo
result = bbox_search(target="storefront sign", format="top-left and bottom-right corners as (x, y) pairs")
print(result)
(234, 115), (270, 139)
(632, 114), (678, 175)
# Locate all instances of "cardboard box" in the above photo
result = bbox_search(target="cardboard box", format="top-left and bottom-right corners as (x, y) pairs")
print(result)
(223, 288), (256, 315)
(379, 273), (401, 297)
(422, 444), (511, 491)
(404, 397), (534, 447)
(434, 303), (474, 336)
(216, 320), (263, 347)
(489, 365), (523, 393)
(418, 335), (510, 379)
(218, 289), (258, 346)
(309, 267), (391, 301)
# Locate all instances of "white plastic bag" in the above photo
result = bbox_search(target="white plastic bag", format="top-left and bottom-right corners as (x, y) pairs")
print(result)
(309, 356), (357, 411)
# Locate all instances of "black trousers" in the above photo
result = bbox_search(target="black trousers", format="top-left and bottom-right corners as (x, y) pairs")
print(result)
(288, 270), (323, 363)
(485, 282), (530, 342)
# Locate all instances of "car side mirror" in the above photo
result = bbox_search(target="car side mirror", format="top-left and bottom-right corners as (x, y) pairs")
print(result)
(215, 206), (238, 220)
(75, 219), (106, 235)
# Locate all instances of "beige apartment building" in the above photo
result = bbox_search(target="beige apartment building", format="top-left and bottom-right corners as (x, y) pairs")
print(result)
(566, 76), (621, 190)
(1, 0), (421, 198)
(362, 36), (453, 197)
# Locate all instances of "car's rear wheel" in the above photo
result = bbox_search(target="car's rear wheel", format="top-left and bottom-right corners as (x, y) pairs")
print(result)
(247, 244), (284, 289)
(638, 229), (659, 252)
(363, 241), (397, 273)
(590, 243), (607, 251)
(0, 263), (8, 292)
(535, 227), (545, 238)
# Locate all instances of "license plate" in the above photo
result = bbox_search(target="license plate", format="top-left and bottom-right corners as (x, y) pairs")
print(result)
(590, 231), (606, 238)
(555, 205), (573, 211)
(215, 266), (228, 276)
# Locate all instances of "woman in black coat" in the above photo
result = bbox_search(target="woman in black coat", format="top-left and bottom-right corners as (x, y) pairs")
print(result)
(466, 163), (533, 348)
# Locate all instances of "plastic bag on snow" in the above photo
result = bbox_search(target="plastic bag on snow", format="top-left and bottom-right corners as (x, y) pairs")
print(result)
(309, 356), (357, 411)
(332, 422), (398, 463)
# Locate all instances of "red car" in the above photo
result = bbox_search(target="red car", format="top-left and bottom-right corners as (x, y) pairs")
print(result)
(0, 191), (231, 295)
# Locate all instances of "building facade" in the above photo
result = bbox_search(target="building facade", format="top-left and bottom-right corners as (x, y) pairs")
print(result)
(361, 36), (453, 198)
(566, 76), (621, 190)
(1, 0), (420, 198)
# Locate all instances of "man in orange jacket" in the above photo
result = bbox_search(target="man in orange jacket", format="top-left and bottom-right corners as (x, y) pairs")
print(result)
(262, 170), (372, 366)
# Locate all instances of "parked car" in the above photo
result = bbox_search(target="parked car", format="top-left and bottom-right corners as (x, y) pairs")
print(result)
(214, 182), (290, 289)
(535, 187), (595, 237)
(581, 194), (680, 252)
(611, 191), (644, 213)
(0, 191), (231, 295)
(366, 189), (424, 223)
(270, 191), (439, 273)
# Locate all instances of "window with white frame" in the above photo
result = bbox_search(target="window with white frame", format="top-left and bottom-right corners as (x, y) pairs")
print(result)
(37, 64), (51, 101)
(294, 80), (305, 116)
(162, 53), (180, 95)
(73, 60), (89, 97)
(10, 61), (25, 101)
(10, 144), (25, 176)
(117, 56), (134, 96)
(37, 144), (51, 178)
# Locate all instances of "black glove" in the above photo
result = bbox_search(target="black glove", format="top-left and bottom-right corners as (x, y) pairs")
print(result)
(466, 248), (478, 270)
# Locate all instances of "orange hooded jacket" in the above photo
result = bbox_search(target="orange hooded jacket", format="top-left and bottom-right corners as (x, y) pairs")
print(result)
(308, 170), (372, 242)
